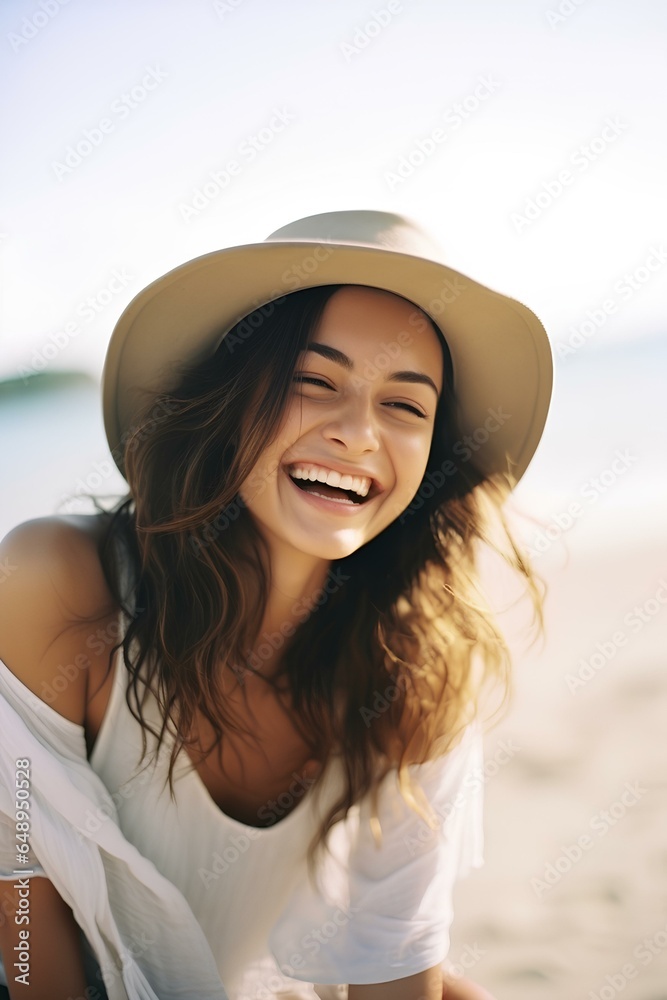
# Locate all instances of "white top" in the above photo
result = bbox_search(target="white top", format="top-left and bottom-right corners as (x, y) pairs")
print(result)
(0, 539), (484, 999)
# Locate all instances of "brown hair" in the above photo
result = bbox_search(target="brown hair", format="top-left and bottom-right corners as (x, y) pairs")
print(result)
(77, 284), (545, 885)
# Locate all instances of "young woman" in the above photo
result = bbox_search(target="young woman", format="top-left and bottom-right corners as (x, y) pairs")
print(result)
(0, 210), (552, 999)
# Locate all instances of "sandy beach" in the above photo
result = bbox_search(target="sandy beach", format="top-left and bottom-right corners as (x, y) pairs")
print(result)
(448, 517), (667, 1000)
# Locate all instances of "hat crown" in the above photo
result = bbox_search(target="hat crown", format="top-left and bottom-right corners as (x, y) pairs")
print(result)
(265, 209), (445, 262)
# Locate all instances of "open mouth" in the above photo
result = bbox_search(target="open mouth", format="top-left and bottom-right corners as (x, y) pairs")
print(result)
(284, 466), (379, 506)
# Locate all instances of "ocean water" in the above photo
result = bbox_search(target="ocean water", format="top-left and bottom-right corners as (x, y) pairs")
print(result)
(1, 338), (666, 546)
(1, 372), (128, 539)
(517, 335), (666, 513)
(502, 336), (667, 563)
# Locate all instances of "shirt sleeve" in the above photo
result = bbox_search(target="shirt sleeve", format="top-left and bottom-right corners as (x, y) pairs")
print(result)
(268, 723), (485, 986)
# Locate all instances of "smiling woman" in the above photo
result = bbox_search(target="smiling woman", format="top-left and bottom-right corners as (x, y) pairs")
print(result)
(237, 286), (447, 577)
(0, 210), (552, 999)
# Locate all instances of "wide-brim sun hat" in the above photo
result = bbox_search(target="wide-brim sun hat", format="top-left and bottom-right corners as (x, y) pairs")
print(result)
(102, 210), (553, 486)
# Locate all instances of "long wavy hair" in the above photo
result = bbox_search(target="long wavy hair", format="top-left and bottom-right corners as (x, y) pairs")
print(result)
(74, 283), (545, 885)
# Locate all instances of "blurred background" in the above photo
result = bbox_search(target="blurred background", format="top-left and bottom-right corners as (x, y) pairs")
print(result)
(1, 1), (666, 996)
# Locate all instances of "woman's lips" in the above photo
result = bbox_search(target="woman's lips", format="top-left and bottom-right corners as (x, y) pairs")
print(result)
(284, 468), (375, 514)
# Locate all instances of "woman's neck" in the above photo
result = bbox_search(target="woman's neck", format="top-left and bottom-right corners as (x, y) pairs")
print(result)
(264, 557), (331, 629)
(252, 542), (333, 679)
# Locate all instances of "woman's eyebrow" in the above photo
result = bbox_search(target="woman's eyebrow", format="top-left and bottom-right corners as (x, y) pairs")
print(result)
(302, 342), (440, 397)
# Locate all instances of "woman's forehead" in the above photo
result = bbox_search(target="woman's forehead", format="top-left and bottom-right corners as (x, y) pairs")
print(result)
(306, 286), (446, 392)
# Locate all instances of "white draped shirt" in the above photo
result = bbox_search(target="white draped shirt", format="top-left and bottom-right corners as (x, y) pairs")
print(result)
(0, 542), (484, 999)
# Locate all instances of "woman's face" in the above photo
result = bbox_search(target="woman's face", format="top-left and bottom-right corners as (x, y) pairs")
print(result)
(239, 285), (445, 565)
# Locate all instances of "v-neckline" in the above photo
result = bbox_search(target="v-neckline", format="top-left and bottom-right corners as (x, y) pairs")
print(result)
(181, 747), (326, 832)
(177, 680), (326, 831)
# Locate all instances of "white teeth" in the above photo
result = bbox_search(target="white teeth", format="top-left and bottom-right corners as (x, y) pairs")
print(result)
(288, 464), (371, 498)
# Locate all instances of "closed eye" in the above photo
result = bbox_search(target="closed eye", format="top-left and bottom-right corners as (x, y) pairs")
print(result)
(292, 375), (427, 419)
(293, 376), (331, 388)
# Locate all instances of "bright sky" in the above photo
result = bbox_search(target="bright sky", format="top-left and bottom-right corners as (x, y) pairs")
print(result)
(1, 0), (666, 382)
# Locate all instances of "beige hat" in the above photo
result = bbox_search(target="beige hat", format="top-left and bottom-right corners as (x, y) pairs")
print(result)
(102, 210), (553, 485)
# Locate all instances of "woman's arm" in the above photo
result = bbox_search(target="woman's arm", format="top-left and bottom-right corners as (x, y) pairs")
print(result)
(442, 971), (498, 999)
(349, 964), (443, 999)
(0, 519), (116, 998)
(0, 877), (89, 999)
(349, 964), (498, 1000)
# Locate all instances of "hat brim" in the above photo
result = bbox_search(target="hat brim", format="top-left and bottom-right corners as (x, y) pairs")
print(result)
(102, 240), (553, 486)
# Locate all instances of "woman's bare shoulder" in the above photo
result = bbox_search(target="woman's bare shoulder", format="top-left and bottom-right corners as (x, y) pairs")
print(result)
(0, 513), (117, 724)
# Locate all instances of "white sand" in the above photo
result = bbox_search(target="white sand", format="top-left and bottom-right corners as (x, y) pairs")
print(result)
(448, 512), (667, 1000)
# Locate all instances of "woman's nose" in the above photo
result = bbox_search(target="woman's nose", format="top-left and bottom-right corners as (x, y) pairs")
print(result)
(321, 395), (381, 452)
